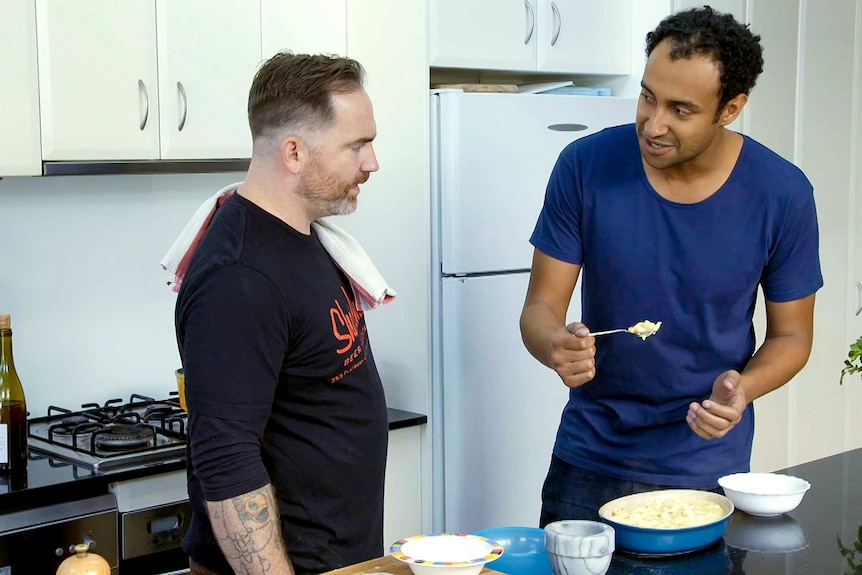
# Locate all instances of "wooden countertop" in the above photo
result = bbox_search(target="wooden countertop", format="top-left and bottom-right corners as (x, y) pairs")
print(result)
(321, 555), (506, 575)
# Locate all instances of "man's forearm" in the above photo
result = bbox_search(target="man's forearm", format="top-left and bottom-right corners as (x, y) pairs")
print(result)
(206, 484), (294, 575)
(741, 332), (813, 403)
(520, 303), (561, 368)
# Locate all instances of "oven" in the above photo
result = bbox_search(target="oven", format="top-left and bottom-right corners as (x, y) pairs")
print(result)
(0, 493), (118, 574)
(110, 470), (191, 574)
(20, 395), (193, 574)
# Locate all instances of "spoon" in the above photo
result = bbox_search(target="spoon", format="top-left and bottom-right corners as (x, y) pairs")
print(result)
(588, 320), (662, 340)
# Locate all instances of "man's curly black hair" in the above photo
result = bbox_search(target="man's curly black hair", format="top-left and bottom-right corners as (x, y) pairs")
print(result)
(645, 5), (764, 114)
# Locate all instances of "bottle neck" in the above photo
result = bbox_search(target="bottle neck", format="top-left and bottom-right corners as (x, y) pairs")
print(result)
(0, 328), (15, 370)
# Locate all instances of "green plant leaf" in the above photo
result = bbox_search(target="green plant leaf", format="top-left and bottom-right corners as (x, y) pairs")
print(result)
(840, 336), (862, 385)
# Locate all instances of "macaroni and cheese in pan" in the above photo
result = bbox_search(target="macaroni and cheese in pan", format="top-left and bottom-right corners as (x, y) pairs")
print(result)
(609, 497), (726, 529)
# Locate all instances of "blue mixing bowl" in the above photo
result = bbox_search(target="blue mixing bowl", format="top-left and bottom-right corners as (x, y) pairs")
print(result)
(472, 527), (553, 575)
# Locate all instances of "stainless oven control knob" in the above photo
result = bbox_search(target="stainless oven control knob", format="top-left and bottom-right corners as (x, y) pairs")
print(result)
(55, 543), (110, 575)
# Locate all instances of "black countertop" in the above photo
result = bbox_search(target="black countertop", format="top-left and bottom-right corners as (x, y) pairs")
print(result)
(0, 408), (427, 517)
(607, 447), (862, 574)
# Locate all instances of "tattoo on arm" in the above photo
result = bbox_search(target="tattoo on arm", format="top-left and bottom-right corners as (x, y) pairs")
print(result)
(207, 484), (293, 575)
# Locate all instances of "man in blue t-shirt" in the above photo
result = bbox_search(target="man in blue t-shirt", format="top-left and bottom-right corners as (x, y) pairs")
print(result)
(520, 6), (823, 524)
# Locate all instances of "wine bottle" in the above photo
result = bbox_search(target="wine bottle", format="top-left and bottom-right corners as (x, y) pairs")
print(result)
(0, 314), (27, 474)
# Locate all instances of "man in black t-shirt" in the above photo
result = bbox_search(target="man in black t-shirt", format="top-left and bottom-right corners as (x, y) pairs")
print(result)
(175, 52), (386, 575)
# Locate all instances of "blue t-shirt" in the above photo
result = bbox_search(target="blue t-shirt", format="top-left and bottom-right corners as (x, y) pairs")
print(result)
(530, 124), (823, 488)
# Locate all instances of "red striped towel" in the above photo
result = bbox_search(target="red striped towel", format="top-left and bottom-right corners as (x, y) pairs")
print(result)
(160, 182), (396, 311)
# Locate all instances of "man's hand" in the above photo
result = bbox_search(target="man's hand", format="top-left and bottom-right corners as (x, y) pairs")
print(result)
(686, 370), (747, 439)
(549, 322), (596, 388)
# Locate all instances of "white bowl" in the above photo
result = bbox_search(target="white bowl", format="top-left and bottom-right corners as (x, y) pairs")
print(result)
(718, 472), (811, 517)
(391, 534), (503, 575)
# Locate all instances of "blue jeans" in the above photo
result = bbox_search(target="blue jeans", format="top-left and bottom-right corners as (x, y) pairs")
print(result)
(539, 455), (724, 527)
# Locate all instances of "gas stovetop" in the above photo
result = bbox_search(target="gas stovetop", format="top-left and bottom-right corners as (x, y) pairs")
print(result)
(28, 394), (187, 471)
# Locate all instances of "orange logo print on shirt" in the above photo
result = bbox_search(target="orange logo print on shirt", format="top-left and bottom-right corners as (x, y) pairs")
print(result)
(329, 286), (368, 383)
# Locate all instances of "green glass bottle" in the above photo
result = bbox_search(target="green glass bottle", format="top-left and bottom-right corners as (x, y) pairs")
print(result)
(0, 314), (28, 474)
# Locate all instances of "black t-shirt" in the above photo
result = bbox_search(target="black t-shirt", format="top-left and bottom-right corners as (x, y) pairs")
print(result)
(176, 192), (388, 575)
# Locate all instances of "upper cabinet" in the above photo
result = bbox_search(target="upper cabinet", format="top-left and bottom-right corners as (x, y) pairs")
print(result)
(430, 0), (536, 71)
(36, 0), (160, 161)
(536, 0), (633, 74)
(430, 0), (633, 75)
(0, 0), (42, 176)
(155, 0), (261, 159)
(35, 0), (261, 162)
(261, 0), (347, 60)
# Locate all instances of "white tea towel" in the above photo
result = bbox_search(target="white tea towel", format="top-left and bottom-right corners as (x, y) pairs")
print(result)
(160, 183), (397, 311)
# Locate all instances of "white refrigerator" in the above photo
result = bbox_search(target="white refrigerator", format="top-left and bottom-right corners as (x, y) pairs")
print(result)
(430, 91), (637, 533)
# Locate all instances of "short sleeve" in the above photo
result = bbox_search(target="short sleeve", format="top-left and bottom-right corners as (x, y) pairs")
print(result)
(530, 142), (585, 265)
(179, 263), (289, 422)
(760, 184), (823, 302)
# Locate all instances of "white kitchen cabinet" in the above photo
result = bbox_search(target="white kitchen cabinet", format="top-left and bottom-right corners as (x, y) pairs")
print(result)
(261, 0), (347, 60)
(536, 0), (632, 74)
(35, 0), (260, 162)
(156, 0), (260, 159)
(430, 0), (632, 75)
(430, 0), (535, 72)
(383, 425), (424, 550)
(36, 0), (160, 160)
(0, 0), (42, 176)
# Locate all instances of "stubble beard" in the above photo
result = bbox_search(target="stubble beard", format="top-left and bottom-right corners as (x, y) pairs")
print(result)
(297, 163), (369, 218)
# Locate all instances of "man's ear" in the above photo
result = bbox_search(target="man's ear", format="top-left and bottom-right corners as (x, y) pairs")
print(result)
(719, 93), (748, 126)
(280, 136), (304, 175)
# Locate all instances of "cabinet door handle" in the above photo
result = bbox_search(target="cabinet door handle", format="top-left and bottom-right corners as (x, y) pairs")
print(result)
(856, 281), (862, 316)
(177, 81), (188, 132)
(550, 2), (561, 46)
(524, 0), (535, 45)
(138, 79), (149, 131)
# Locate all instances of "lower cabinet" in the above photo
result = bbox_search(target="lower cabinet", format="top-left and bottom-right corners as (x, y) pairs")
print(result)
(384, 425), (424, 550)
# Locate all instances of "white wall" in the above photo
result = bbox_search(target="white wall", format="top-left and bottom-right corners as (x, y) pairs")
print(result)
(0, 168), (426, 418)
(0, 173), (238, 414)
(346, 0), (433, 533)
(745, 0), (862, 470)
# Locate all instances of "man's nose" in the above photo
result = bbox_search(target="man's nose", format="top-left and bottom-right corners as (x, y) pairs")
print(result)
(362, 144), (380, 173)
(643, 109), (670, 137)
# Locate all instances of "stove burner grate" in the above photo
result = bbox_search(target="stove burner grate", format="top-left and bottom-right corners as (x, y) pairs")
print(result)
(92, 423), (156, 450)
(28, 394), (188, 468)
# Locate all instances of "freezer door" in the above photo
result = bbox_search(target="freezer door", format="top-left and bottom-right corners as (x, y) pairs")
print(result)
(433, 92), (636, 275)
(440, 272), (579, 533)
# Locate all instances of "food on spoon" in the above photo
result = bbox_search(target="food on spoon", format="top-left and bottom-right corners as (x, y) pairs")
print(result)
(628, 320), (662, 340)
(610, 496), (725, 529)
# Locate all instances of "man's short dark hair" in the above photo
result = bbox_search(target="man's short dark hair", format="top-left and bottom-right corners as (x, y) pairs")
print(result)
(645, 5), (764, 112)
(248, 52), (366, 142)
